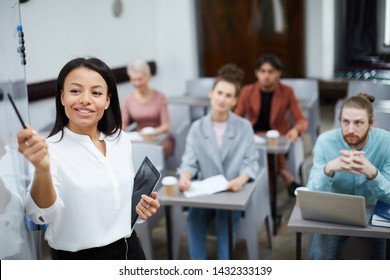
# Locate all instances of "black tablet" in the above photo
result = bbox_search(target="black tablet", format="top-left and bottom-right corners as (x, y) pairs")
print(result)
(131, 156), (161, 230)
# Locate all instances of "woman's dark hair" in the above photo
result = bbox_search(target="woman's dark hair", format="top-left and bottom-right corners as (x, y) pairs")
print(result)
(255, 53), (283, 71)
(339, 92), (375, 123)
(212, 63), (245, 97)
(48, 57), (122, 138)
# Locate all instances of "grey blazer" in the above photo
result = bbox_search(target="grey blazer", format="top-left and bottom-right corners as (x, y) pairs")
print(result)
(180, 111), (260, 181)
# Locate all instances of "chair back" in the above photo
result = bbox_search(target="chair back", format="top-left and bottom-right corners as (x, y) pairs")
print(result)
(185, 77), (215, 121)
(280, 78), (320, 148)
(132, 142), (165, 176)
(166, 104), (191, 171)
(286, 137), (306, 185)
(347, 80), (390, 100)
(373, 110), (390, 131)
(280, 78), (319, 100)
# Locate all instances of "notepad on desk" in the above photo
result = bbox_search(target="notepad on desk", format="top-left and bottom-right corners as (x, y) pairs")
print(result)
(371, 200), (390, 228)
(183, 175), (229, 198)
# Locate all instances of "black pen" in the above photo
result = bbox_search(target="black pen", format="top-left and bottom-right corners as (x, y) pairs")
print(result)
(7, 93), (27, 129)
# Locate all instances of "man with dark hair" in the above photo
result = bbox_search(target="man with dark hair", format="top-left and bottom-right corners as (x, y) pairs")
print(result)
(235, 53), (307, 196)
(307, 93), (390, 259)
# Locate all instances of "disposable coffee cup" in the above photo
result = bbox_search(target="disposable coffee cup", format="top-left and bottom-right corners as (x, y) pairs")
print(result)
(266, 130), (280, 147)
(161, 176), (178, 197)
(142, 127), (155, 143)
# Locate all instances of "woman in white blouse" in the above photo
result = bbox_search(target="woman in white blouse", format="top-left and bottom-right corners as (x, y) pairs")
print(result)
(16, 58), (160, 260)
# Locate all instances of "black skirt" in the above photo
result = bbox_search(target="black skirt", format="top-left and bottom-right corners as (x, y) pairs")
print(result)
(51, 230), (146, 260)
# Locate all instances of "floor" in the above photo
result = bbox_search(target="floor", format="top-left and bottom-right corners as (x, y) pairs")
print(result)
(40, 99), (336, 260)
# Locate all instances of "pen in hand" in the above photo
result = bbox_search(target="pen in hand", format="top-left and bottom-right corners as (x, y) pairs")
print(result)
(7, 93), (27, 129)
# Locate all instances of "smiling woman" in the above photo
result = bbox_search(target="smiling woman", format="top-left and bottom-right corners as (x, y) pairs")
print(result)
(15, 57), (161, 260)
(60, 67), (110, 139)
(48, 58), (122, 139)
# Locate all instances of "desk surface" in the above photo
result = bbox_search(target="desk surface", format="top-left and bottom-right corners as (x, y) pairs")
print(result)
(158, 181), (255, 211)
(288, 203), (390, 239)
(168, 96), (210, 107)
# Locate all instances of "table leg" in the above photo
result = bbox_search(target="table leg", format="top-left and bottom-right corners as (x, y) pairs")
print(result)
(296, 232), (302, 260)
(228, 210), (233, 259)
(165, 205), (173, 260)
(271, 154), (281, 234)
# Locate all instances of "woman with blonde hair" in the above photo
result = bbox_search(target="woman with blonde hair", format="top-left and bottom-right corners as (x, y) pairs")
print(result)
(121, 60), (173, 157)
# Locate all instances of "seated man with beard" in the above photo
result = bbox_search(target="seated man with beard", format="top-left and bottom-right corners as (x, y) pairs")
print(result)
(306, 93), (390, 259)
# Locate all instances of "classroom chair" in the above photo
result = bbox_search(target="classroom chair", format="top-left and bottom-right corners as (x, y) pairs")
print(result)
(185, 77), (215, 121)
(280, 78), (320, 149)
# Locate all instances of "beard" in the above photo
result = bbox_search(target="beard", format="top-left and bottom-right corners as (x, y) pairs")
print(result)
(343, 128), (370, 148)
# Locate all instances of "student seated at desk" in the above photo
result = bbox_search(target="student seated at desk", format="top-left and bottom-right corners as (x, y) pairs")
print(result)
(306, 93), (390, 259)
(234, 53), (308, 196)
(121, 60), (174, 157)
(178, 64), (260, 260)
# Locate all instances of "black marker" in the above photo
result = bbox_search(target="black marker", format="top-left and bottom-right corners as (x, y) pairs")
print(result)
(7, 93), (27, 129)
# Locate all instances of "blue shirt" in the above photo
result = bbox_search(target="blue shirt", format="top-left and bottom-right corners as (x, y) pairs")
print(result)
(307, 127), (390, 205)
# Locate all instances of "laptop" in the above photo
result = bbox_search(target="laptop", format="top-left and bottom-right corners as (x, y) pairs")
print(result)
(131, 156), (161, 230)
(297, 189), (375, 227)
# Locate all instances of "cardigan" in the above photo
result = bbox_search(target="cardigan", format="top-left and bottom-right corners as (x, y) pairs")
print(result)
(180, 111), (259, 181)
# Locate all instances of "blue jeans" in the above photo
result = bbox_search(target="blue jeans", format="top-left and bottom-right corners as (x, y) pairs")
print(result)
(187, 208), (242, 260)
(309, 234), (386, 259)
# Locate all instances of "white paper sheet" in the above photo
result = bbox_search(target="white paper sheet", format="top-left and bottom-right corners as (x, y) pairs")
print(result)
(126, 131), (144, 142)
(253, 135), (266, 144)
(183, 174), (229, 198)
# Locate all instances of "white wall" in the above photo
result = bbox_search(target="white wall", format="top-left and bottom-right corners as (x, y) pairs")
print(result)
(305, 0), (335, 79)
(20, 0), (198, 130)
(378, 0), (390, 53)
(20, 0), (198, 95)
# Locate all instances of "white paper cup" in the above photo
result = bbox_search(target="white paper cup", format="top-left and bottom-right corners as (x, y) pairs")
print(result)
(162, 176), (178, 197)
(295, 186), (309, 205)
(142, 127), (155, 143)
(266, 130), (280, 146)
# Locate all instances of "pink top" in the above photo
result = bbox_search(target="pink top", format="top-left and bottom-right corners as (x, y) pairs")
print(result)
(212, 121), (227, 148)
(121, 90), (169, 130)
(121, 90), (174, 157)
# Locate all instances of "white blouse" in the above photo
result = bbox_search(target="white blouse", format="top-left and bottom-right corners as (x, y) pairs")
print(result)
(25, 128), (135, 252)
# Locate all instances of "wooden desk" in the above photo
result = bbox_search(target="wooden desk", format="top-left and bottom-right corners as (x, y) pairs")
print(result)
(288, 203), (390, 259)
(158, 181), (256, 259)
(257, 135), (291, 234)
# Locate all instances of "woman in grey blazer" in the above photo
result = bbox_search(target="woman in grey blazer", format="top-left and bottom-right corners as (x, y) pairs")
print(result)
(178, 64), (260, 260)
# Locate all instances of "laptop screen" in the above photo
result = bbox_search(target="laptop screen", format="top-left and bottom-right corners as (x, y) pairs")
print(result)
(131, 156), (161, 230)
(297, 190), (374, 227)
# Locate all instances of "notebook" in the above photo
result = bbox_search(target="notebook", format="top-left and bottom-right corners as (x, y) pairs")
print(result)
(297, 189), (375, 227)
(371, 200), (390, 228)
(131, 156), (161, 230)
